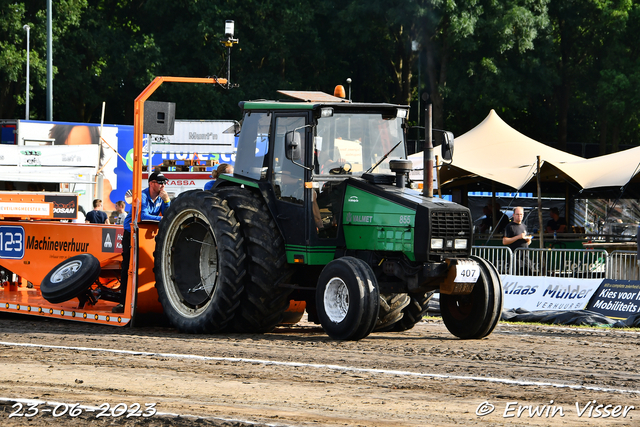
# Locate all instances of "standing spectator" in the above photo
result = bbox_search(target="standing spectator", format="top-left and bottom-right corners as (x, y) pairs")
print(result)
(503, 206), (533, 274)
(204, 163), (234, 190)
(85, 199), (109, 224)
(545, 207), (567, 233)
(114, 171), (170, 313)
(111, 200), (127, 225)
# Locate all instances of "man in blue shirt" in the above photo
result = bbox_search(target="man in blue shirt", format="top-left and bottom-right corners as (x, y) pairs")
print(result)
(85, 199), (109, 224)
(114, 171), (171, 313)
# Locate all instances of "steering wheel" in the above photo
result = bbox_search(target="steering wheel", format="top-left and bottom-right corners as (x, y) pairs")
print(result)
(329, 162), (352, 175)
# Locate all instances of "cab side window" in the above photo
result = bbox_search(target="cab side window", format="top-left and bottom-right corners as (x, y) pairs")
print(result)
(273, 116), (305, 204)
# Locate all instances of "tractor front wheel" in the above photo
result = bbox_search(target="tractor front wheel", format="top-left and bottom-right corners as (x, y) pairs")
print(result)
(440, 256), (503, 339)
(316, 257), (380, 340)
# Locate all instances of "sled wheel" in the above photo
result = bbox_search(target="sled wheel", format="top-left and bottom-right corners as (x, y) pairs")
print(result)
(440, 256), (503, 339)
(213, 187), (292, 333)
(389, 291), (435, 332)
(154, 191), (246, 333)
(374, 293), (410, 331)
(41, 254), (101, 304)
(316, 257), (380, 340)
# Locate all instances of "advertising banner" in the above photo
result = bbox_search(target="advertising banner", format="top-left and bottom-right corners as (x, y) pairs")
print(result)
(146, 120), (236, 159)
(501, 275), (602, 311)
(586, 280), (640, 319)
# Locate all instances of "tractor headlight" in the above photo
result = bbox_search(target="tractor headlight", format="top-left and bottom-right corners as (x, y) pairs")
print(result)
(431, 238), (443, 249)
(454, 239), (468, 249)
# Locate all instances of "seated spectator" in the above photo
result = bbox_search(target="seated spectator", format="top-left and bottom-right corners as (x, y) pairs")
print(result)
(85, 199), (109, 224)
(546, 207), (567, 233)
(204, 163), (234, 191)
(110, 200), (127, 225)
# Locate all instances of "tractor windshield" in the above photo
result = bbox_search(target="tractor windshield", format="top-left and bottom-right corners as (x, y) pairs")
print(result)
(313, 111), (406, 177)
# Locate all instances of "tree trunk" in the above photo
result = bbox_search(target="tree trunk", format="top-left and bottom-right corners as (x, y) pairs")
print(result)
(599, 117), (608, 155)
(612, 123), (620, 153)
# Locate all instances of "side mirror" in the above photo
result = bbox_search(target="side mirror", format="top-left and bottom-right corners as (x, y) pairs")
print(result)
(441, 131), (454, 161)
(285, 131), (301, 161)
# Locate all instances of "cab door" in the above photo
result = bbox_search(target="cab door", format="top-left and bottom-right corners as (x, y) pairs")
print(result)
(271, 113), (309, 246)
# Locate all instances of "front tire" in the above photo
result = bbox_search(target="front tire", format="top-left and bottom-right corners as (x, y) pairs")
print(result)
(316, 257), (380, 340)
(154, 191), (246, 333)
(440, 256), (503, 339)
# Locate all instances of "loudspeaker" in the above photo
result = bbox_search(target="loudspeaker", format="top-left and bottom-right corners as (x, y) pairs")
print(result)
(143, 101), (176, 135)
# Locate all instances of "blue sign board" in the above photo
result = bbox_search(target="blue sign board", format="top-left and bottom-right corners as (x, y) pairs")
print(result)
(0, 226), (25, 259)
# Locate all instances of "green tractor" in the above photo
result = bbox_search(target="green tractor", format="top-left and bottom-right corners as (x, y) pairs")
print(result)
(153, 91), (502, 340)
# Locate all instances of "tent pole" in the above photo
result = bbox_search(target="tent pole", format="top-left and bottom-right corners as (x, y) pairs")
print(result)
(537, 156), (544, 249)
(435, 155), (441, 198)
(565, 184), (570, 231)
(491, 183), (497, 230)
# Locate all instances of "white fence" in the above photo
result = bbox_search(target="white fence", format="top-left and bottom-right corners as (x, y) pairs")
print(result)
(472, 246), (632, 279)
(471, 246), (513, 275)
(607, 250), (640, 280)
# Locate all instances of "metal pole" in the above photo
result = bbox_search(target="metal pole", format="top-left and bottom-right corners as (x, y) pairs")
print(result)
(227, 46), (232, 88)
(23, 25), (30, 120)
(423, 103), (434, 197)
(46, 0), (53, 120)
(417, 55), (421, 127)
(537, 155), (544, 249)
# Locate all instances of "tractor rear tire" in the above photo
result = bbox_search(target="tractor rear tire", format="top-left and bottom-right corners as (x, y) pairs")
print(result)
(213, 187), (292, 333)
(440, 256), (503, 339)
(154, 191), (246, 333)
(374, 293), (410, 331)
(388, 291), (435, 332)
(316, 257), (380, 340)
(41, 254), (101, 304)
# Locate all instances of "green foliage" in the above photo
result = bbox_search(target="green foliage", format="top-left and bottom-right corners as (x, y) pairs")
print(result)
(0, 0), (640, 152)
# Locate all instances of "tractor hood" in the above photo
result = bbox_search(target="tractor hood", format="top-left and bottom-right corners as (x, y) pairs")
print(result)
(341, 176), (473, 262)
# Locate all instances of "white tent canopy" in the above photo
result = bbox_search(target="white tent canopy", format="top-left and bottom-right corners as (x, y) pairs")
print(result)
(411, 110), (640, 191)
(437, 110), (582, 190)
(548, 147), (640, 190)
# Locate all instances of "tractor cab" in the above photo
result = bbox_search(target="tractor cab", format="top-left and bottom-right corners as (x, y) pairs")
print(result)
(224, 92), (409, 260)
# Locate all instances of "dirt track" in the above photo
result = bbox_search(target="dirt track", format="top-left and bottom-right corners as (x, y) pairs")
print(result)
(0, 313), (639, 426)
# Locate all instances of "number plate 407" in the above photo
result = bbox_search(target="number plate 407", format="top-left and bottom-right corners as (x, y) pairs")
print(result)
(454, 263), (480, 283)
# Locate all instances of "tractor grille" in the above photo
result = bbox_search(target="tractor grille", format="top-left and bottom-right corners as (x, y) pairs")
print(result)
(429, 210), (472, 258)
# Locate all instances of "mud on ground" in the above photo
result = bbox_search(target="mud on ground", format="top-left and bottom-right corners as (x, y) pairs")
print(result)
(0, 314), (639, 426)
